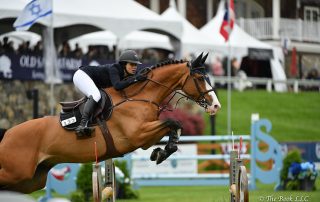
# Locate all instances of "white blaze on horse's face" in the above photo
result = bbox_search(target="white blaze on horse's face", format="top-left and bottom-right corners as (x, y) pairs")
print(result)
(205, 81), (221, 115)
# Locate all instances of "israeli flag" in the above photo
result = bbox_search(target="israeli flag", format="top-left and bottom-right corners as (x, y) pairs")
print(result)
(13, 0), (52, 31)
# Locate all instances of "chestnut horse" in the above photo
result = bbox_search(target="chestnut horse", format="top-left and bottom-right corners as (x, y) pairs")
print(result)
(0, 53), (221, 193)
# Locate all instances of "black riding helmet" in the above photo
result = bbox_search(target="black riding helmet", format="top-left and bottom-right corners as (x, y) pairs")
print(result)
(119, 50), (142, 64)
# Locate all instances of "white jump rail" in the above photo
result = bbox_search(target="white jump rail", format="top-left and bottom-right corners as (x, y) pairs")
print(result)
(130, 135), (251, 187)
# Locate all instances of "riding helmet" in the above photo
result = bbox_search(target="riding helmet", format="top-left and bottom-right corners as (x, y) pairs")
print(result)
(119, 50), (142, 64)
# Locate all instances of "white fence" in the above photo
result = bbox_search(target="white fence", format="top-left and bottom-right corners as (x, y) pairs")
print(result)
(128, 119), (283, 190)
(212, 76), (320, 93)
(238, 18), (320, 43)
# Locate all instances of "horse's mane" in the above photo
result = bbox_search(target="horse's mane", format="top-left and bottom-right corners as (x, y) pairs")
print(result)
(150, 59), (188, 70)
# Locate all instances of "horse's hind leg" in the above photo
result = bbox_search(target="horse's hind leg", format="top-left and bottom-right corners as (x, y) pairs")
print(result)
(1, 163), (50, 193)
(0, 149), (38, 191)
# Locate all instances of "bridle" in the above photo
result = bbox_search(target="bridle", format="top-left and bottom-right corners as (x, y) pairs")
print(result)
(113, 63), (215, 113)
(174, 64), (215, 109)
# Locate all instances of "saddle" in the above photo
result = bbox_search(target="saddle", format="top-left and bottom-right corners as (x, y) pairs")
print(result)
(59, 90), (113, 130)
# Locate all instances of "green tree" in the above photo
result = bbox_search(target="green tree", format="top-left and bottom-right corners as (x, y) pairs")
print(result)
(76, 163), (93, 201)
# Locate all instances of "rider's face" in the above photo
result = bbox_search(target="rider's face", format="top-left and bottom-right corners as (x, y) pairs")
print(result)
(125, 63), (137, 75)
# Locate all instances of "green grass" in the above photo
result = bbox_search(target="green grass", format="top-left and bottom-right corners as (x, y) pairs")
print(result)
(204, 89), (320, 142)
(30, 180), (320, 202)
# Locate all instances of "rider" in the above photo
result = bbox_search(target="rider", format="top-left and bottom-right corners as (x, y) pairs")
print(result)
(73, 50), (147, 137)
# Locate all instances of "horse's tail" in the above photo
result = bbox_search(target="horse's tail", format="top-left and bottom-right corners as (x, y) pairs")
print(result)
(0, 128), (6, 142)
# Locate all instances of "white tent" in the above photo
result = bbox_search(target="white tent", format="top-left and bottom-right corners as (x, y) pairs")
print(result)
(0, 0), (182, 40)
(161, 0), (217, 57)
(200, 0), (287, 92)
(0, 31), (41, 50)
(68, 30), (174, 53)
(200, 1), (273, 59)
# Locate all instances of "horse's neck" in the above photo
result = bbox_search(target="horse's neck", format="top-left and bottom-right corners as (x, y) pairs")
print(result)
(147, 64), (188, 104)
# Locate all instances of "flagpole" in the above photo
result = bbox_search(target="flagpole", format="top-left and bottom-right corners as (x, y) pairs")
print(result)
(227, 0), (232, 135)
(47, 0), (57, 115)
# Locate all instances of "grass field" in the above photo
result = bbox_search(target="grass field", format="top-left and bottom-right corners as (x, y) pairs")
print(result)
(204, 89), (320, 142)
(30, 180), (320, 202)
(117, 182), (320, 202)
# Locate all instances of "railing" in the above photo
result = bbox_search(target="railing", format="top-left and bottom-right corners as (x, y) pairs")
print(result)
(212, 76), (320, 93)
(238, 18), (320, 43)
(129, 120), (283, 189)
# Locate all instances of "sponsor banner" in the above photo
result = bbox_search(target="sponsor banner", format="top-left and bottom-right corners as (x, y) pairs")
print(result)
(132, 144), (197, 176)
(280, 142), (320, 164)
(0, 53), (115, 82)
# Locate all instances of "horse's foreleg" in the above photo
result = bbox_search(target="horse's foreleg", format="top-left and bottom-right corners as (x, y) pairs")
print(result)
(149, 119), (182, 164)
(164, 119), (182, 153)
(134, 120), (170, 149)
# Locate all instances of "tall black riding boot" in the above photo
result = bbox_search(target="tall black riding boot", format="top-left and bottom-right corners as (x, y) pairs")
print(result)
(75, 96), (97, 137)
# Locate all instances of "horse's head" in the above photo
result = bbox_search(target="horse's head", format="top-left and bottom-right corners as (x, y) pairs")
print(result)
(181, 53), (221, 115)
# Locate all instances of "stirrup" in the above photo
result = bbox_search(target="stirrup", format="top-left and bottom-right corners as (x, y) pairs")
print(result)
(75, 126), (95, 137)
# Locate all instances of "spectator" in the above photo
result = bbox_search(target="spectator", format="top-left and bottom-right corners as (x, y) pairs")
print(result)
(33, 41), (43, 55)
(232, 58), (252, 91)
(306, 68), (319, 80)
(2, 37), (14, 53)
(59, 41), (72, 57)
(18, 41), (32, 54)
(211, 56), (224, 76)
(72, 43), (83, 59)
(231, 57), (240, 76)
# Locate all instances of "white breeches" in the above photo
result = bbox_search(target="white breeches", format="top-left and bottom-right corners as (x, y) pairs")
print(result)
(73, 70), (101, 102)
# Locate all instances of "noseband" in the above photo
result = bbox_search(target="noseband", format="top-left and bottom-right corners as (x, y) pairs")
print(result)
(179, 74), (215, 109)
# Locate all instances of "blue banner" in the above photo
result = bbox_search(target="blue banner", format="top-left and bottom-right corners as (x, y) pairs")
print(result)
(0, 53), (115, 82)
(281, 142), (320, 163)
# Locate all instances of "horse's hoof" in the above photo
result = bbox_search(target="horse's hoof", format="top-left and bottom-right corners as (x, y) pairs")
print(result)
(150, 147), (162, 161)
(165, 144), (178, 154)
(156, 150), (167, 165)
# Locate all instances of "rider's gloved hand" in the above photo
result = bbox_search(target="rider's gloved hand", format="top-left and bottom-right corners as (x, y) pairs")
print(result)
(135, 74), (147, 81)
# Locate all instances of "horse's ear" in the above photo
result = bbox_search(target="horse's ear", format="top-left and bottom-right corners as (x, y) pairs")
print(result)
(191, 52), (203, 68)
(200, 52), (209, 65)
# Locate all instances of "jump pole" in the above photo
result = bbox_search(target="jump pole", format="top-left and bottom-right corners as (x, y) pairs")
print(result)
(92, 142), (116, 202)
(229, 136), (249, 202)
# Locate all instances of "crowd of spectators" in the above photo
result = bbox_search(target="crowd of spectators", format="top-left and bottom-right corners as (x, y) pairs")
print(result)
(1, 36), (172, 64)
(0, 36), (43, 56)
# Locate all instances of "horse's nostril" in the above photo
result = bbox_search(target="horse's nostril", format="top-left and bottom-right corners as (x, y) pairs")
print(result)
(214, 104), (220, 109)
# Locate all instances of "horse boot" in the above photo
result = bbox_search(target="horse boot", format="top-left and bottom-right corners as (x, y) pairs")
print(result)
(75, 96), (97, 137)
(165, 130), (180, 154)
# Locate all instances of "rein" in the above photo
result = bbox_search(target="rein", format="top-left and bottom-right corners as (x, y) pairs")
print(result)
(111, 64), (215, 114)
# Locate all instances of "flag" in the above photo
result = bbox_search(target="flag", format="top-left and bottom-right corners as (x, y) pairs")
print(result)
(50, 166), (71, 181)
(290, 47), (297, 77)
(13, 0), (52, 31)
(219, 0), (235, 41)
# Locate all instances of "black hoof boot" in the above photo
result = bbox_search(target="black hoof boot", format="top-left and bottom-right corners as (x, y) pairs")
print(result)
(150, 147), (162, 161)
(156, 149), (168, 165)
(165, 143), (178, 154)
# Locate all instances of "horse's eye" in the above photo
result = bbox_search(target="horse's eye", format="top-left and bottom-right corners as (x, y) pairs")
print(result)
(197, 77), (205, 81)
